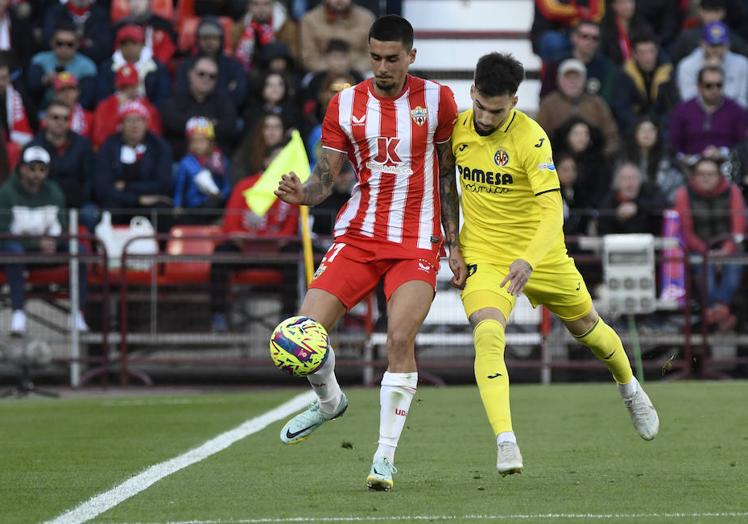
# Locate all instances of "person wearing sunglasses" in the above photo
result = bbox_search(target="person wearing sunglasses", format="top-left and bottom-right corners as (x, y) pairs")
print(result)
(28, 20), (97, 110)
(161, 56), (239, 159)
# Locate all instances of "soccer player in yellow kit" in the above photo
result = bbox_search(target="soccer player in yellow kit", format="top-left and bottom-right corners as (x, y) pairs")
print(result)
(439, 53), (660, 477)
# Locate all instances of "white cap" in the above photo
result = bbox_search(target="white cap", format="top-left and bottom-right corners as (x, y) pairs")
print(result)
(22, 146), (51, 165)
(558, 58), (587, 78)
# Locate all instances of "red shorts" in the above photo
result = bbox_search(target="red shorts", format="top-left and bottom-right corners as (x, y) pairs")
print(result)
(309, 242), (439, 309)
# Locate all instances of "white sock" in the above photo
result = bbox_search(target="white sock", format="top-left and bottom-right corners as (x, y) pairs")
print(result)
(497, 431), (517, 445)
(374, 371), (418, 463)
(618, 377), (639, 399)
(306, 347), (342, 414)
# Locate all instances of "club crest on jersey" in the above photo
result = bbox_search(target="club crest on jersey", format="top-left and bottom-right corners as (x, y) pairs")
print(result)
(494, 149), (510, 167)
(410, 106), (428, 126)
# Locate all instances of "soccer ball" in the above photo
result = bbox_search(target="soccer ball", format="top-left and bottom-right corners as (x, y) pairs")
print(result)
(269, 316), (330, 377)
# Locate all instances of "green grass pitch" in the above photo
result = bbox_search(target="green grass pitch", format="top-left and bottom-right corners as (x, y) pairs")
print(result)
(1, 382), (747, 523)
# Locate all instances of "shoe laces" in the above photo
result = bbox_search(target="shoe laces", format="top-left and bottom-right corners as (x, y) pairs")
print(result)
(375, 457), (397, 475)
(625, 390), (651, 417)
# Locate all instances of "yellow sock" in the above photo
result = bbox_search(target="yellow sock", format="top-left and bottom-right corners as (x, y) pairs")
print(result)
(473, 319), (512, 436)
(575, 318), (634, 384)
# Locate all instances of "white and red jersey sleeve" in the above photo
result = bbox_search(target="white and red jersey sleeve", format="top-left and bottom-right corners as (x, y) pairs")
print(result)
(320, 75), (458, 259)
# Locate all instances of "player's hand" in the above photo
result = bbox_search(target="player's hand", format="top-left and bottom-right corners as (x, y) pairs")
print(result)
(500, 259), (533, 297)
(447, 245), (467, 289)
(274, 172), (305, 205)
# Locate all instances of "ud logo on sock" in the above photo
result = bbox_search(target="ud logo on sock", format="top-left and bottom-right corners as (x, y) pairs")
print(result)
(395, 408), (408, 416)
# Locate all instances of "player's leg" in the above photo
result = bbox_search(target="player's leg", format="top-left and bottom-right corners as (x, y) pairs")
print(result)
(564, 308), (659, 440)
(462, 262), (522, 475)
(280, 244), (379, 445)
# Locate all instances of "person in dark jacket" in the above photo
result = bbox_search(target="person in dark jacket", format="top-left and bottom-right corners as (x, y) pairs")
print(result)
(94, 100), (173, 225)
(674, 156), (746, 331)
(598, 0), (653, 66)
(598, 160), (667, 235)
(0, 0), (35, 68)
(0, 145), (88, 335)
(42, 0), (112, 65)
(174, 17), (249, 110)
(161, 56), (239, 158)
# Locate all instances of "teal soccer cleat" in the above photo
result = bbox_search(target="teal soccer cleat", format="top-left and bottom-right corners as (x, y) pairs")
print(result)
(366, 457), (397, 491)
(280, 393), (348, 444)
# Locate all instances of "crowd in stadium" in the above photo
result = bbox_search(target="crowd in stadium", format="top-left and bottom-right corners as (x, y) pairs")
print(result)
(0, 0), (746, 334)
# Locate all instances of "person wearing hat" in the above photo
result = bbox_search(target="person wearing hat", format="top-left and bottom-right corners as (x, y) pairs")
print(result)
(677, 20), (748, 107)
(41, 0), (112, 65)
(174, 17), (248, 109)
(53, 71), (93, 139)
(173, 116), (230, 223)
(96, 24), (171, 108)
(28, 20), (97, 110)
(0, 144), (89, 335)
(669, 0), (748, 65)
(94, 100), (173, 224)
(113, 0), (177, 66)
(92, 64), (161, 149)
(536, 57), (621, 156)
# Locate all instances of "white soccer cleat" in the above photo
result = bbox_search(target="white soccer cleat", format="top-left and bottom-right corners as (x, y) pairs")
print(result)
(624, 385), (659, 441)
(280, 393), (348, 444)
(10, 310), (26, 336)
(366, 457), (397, 491)
(497, 441), (523, 476)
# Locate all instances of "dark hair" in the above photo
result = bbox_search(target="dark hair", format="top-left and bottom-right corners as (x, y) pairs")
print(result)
(700, 0), (726, 11)
(53, 21), (78, 36)
(326, 39), (351, 54)
(474, 52), (524, 97)
(631, 28), (658, 49)
(698, 64), (724, 84)
(691, 156), (721, 174)
(619, 115), (665, 181)
(368, 15), (414, 51)
(573, 18), (600, 33)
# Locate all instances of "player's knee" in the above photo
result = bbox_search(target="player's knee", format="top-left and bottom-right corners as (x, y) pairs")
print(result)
(386, 329), (415, 353)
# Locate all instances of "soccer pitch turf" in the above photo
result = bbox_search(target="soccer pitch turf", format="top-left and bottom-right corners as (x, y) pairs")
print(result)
(2, 382), (747, 524)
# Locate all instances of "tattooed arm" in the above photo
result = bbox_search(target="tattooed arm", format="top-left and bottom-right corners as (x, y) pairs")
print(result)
(437, 139), (467, 288)
(275, 148), (348, 207)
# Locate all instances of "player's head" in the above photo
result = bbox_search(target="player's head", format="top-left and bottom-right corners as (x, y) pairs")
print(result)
(470, 53), (524, 135)
(368, 15), (415, 95)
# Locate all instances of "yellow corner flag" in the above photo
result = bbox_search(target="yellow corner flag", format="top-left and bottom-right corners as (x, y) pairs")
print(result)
(242, 129), (311, 217)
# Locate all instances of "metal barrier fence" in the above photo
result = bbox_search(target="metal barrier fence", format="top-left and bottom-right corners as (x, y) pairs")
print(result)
(1, 217), (747, 387)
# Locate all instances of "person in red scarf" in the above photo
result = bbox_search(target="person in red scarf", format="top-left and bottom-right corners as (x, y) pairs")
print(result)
(674, 157), (746, 331)
(209, 143), (299, 332)
(52, 72), (92, 140)
(113, 0), (177, 67)
(233, 0), (298, 72)
(92, 63), (161, 149)
(599, 0), (652, 66)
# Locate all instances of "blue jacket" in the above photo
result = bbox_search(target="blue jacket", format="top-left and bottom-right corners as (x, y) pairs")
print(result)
(95, 132), (173, 208)
(173, 153), (231, 208)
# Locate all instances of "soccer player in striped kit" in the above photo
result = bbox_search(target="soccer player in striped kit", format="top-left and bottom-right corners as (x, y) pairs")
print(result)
(275, 15), (458, 491)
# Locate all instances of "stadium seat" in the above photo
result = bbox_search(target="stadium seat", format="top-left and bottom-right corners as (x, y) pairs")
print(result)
(178, 16), (234, 54)
(111, 0), (174, 22)
(160, 225), (222, 285)
(232, 268), (283, 286)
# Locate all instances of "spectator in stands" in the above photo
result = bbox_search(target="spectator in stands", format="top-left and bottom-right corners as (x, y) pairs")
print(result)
(598, 161), (666, 235)
(669, 0), (748, 65)
(305, 72), (356, 167)
(674, 156), (746, 331)
(552, 116), (609, 210)
(634, 0), (683, 51)
(209, 143), (299, 332)
(618, 116), (684, 204)
(94, 101), (173, 224)
(301, 39), (364, 113)
(114, 0), (177, 66)
(251, 41), (301, 100)
(96, 24), (171, 108)
(28, 100), (96, 228)
(677, 21), (748, 108)
(231, 111), (286, 183)
(28, 21), (97, 110)
(727, 139), (748, 201)
(173, 117), (230, 225)
(162, 56), (239, 159)
(0, 145), (89, 335)
(0, 56), (33, 154)
(613, 30), (677, 134)
(233, 0), (299, 72)
(92, 64), (162, 150)
(599, 0), (653, 66)
(52, 72), (92, 140)
(537, 58), (620, 156)
(42, 0), (112, 65)
(539, 19), (617, 104)
(176, 17), (248, 110)
(670, 65), (748, 163)
(0, 0), (35, 68)
(555, 151), (589, 236)
(300, 0), (375, 73)
(530, 0), (605, 63)
(243, 70), (300, 133)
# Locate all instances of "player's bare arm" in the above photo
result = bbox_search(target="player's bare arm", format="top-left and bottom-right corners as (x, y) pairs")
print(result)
(274, 148), (347, 206)
(437, 140), (467, 289)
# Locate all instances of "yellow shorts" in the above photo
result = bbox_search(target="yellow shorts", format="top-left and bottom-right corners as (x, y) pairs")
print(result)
(461, 255), (593, 322)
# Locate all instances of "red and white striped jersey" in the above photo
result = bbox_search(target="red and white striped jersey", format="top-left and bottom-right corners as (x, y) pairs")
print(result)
(322, 74), (458, 259)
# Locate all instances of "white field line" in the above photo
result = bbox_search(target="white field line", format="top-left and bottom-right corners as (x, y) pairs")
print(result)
(153, 513), (748, 524)
(46, 391), (317, 524)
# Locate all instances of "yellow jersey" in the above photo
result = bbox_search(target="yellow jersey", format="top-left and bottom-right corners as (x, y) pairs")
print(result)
(452, 108), (566, 264)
